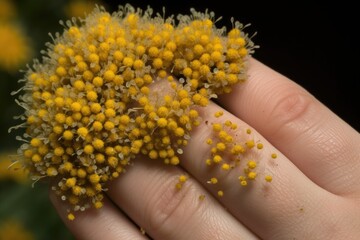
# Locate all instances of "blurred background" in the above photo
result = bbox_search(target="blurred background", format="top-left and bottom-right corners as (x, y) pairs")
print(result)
(0, 0), (358, 239)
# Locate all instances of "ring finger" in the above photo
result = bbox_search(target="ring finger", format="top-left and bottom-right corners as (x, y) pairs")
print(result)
(179, 101), (341, 239)
(106, 156), (258, 240)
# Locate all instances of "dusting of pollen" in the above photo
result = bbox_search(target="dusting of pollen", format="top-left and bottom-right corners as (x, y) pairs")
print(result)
(205, 110), (274, 191)
(10, 4), (270, 220)
(176, 174), (188, 189)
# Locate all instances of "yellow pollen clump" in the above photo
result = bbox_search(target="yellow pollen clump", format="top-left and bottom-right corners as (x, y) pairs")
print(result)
(157, 118), (168, 128)
(208, 177), (218, 184)
(46, 167), (58, 177)
(92, 139), (104, 150)
(221, 163), (230, 170)
(247, 171), (257, 180)
(216, 142), (226, 151)
(10, 4), (258, 219)
(175, 174), (188, 189)
(240, 180), (247, 186)
(67, 213), (75, 221)
(265, 175), (273, 182)
(77, 127), (88, 137)
(213, 155), (222, 163)
(212, 123), (222, 132)
(257, 143), (263, 149)
(246, 140), (255, 149)
(178, 175), (188, 183)
(247, 160), (257, 169)
(65, 177), (77, 188)
(63, 130), (74, 141)
(30, 138), (42, 147)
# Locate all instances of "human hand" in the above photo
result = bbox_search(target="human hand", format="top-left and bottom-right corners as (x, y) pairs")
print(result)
(50, 58), (360, 240)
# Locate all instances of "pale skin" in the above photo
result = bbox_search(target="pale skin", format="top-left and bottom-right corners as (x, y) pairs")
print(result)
(50, 58), (360, 239)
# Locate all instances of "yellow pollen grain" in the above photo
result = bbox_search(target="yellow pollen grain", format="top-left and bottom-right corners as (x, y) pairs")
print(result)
(246, 140), (255, 149)
(208, 177), (218, 184)
(240, 180), (247, 186)
(257, 143), (263, 149)
(63, 130), (74, 140)
(247, 171), (257, 180)
(199, 194), (206, 201)
(92, 139), (104, 150)
(247, 160), (257, 169)
(216, 142), (226, 151)
(213, 155), (222, 163)
(212, 123), (222, 131)
(178, 175), (188, 183)
(86, 91), (98, 101)
(221, 163), (230, 171)
(265, 175), (273, 182)
(67, 213), (75, 221)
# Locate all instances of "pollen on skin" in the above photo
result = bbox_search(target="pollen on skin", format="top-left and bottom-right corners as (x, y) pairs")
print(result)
(10, 4), (258, 219)
(208, 177), (218, 184)
(178, 174), (188, 183)
(202, 113), (272, 193)
(265, 175), (273, 182)
(67, 213), (75, 221)
(199, 194), (206, 201)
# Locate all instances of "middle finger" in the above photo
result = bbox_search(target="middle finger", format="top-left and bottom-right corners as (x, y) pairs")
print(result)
(180, 101), (338, 239)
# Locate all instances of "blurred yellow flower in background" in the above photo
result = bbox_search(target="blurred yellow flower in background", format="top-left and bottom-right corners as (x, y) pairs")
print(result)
(0, 23), (32, 73)
(0, 151), (29, 184)
(0, 0), (16, 21)
(0, 219), (34, 240)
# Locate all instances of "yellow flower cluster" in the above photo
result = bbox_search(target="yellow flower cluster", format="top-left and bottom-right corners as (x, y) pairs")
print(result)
(11, 4), (260, 220)
(0, 219), (34, 240)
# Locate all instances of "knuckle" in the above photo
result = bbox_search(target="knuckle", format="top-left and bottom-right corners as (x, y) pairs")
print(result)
(267, 86), (314, 136)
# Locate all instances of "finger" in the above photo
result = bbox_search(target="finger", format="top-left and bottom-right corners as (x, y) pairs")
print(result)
(106, 157), (259, 240)
(218, 58), (360, 196)
(180, 101), (338, 239)
(50, 192), (148, 240)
